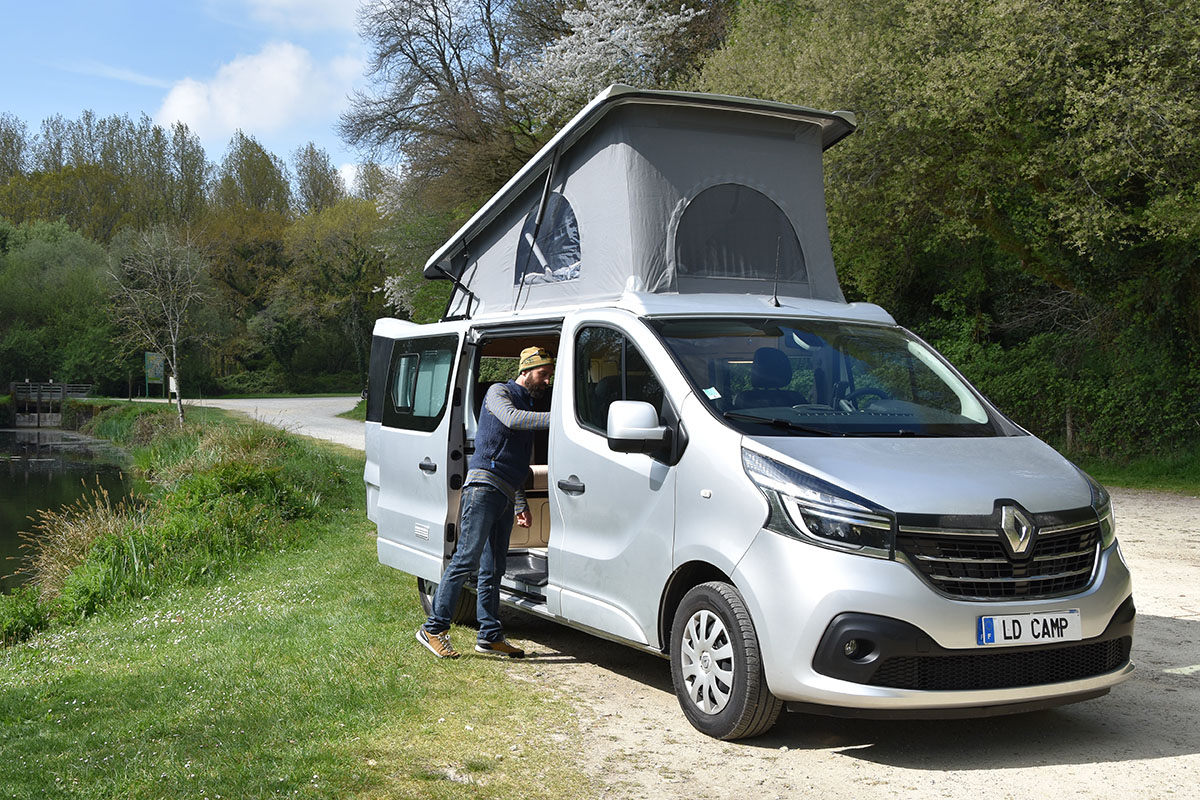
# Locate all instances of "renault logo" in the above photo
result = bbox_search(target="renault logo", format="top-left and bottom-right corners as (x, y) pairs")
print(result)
(1000, 505), (1036, 555)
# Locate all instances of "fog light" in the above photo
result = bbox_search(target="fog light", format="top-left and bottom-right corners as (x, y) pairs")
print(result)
(843, 639), (859, 657)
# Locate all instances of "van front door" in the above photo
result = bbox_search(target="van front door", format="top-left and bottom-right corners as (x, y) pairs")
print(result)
(372, 327), (465, 581)
(549, 320), (676, 647)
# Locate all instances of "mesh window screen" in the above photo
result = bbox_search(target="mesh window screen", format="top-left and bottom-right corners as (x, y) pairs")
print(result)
(675, 184), (806, 282)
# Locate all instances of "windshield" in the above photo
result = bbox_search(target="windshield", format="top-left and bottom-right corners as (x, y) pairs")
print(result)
(651, 317), (1009, 437)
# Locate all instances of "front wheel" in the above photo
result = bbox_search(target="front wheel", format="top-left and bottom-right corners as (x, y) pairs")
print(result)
(416, 577), (476, 625)
(670, 581), (783, 739)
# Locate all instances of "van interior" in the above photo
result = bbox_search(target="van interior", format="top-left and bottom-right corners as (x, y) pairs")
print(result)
(465, 333), (559, 599)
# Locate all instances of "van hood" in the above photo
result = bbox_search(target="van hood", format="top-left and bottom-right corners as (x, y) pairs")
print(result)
(744, 433), (1091, 516)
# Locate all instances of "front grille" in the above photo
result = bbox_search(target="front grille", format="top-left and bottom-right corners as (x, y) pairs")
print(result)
(868, 637), (1131, 690)
(896, 520), (1100, 600)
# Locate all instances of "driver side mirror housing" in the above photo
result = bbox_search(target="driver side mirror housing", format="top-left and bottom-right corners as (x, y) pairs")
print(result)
(607, 400), (670, 454)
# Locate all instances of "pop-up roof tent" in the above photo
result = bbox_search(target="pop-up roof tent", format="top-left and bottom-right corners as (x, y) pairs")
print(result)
(425, 85), (857, 320)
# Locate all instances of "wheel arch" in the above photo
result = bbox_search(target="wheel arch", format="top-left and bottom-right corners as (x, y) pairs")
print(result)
(659, 560), (735, 653)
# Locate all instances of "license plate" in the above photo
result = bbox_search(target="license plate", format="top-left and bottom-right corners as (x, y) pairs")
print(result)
(976, 609), (1082, 646)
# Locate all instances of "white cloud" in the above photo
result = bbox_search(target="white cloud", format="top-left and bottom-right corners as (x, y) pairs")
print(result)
(338, 162), (359, 191)
(211, 0), (359, 32)
(65, 59), (172, 89)
(155, 41), (360, 148)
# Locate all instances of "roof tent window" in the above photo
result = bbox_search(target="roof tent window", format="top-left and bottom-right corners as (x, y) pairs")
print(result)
(514, 192), (581, 285)
(675, 184), (807, 283)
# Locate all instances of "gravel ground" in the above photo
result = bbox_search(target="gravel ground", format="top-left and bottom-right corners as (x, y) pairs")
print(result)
(203, 397), (1200, 799)
(189, 396), (363, 450)
(498, 487), (1200, 800)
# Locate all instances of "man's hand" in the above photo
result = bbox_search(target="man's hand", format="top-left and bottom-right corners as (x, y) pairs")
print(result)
(515, 510), (532, 528)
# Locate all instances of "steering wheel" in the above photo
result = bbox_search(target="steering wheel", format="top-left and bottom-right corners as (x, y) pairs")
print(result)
(840, 387), (891, 411)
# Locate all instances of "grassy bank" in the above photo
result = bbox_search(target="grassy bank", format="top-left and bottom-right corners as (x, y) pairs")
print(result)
(1074, 449), (1200, 495)
(0, 404), (590, 798)
(338, 398), (367, 421)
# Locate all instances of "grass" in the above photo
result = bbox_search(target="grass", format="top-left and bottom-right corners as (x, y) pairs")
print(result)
(338, 398), (368, 421)
(0, 403), (592, 798)
(1074, 449), (1200, 494)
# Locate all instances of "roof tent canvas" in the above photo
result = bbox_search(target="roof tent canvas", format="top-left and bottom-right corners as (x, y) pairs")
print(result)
(426, 85), (857, 319)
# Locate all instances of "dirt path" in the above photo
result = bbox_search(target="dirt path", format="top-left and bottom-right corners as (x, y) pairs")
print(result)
(203, 398), (1200, 798)
(188, 396), (363, 450)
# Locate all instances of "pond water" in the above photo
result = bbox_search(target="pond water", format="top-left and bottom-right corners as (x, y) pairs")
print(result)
(0, 429), (133, 594)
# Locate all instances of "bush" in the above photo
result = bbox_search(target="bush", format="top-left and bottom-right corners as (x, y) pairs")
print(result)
(213, 367), (289, 396)
(0, 586), (49, 646)
(5, 409), (352, 645)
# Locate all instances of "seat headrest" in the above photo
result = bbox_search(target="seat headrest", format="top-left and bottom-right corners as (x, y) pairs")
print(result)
(750, 347), (792, 389)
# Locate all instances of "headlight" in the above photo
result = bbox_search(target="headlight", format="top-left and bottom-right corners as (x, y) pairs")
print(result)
(1083, 472), (1117, 548)
(742, 448), (894, 558)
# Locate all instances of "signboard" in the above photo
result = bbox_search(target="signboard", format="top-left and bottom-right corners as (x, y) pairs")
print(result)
(145, 352), (165, 383)
(145, 352), (166, 398)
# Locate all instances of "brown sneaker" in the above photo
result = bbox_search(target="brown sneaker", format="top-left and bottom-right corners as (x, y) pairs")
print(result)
(475, 639), (525, 658)
(417, 628), (460, 659)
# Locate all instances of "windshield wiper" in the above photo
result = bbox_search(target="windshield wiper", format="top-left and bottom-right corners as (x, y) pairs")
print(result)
(722, 411), (836, 436)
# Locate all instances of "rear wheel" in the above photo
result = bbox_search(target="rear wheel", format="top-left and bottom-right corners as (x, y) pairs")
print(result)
(670, 581), (783, 739)
(416, 577), (476, 625)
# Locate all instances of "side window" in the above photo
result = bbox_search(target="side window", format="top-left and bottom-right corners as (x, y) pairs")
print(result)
(514, 192), (581, 285)
(575, 326), (665, 434)
(383, 334), (457, 432)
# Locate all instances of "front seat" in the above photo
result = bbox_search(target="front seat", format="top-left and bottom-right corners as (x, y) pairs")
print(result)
(734, 348), (807, 409)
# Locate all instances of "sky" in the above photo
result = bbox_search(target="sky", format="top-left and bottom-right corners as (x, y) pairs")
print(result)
(0, 0), (371, 186)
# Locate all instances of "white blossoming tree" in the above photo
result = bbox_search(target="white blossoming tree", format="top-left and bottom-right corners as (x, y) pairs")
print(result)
(512, 0), (704, 121)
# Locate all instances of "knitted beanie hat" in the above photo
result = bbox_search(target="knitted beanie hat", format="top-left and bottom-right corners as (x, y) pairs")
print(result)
(518, 346), (554, 372)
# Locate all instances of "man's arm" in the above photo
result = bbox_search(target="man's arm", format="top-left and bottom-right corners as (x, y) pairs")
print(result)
(484, 384), (550, 430)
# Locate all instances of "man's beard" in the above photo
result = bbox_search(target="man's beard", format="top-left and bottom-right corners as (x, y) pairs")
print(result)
(528, 383), (548, 399)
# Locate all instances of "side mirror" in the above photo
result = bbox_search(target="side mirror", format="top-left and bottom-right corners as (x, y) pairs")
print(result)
(607, 400), (669, 454)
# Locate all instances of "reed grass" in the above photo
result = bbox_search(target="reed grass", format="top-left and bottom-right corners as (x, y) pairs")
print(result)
(0, 403), (353, 644)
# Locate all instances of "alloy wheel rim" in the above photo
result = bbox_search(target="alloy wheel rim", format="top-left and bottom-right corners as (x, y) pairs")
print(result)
(680, 608), (735, 714)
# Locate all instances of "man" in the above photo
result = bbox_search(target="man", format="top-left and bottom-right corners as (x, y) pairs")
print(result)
(417, 346), (554, 659)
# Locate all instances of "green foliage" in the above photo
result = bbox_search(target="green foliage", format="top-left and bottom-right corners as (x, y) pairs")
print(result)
(2, 404), (352, 644)
(0, 587), (48, 646)
(212, 131), (291, 215)
(0, 218), (126, 390)
(1075, 450), (1200, 494)
(292, 141), (346, 214)
(280, 197), (390, 381)
(0, 112), (208, 240)
(337, 398), (367, 421)
(697, 0), (1200, 458)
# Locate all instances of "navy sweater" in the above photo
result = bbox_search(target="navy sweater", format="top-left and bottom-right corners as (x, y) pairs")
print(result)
(465, 380), (550, 514)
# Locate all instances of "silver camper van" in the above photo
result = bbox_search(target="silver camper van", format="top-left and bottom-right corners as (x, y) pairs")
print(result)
(364, 86), (1134, 739)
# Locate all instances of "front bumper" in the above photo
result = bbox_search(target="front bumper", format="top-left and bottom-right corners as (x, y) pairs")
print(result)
(732, 530), (1135, 712)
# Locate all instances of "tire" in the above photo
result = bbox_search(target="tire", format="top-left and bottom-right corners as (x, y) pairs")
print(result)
(670, 581), (783, 740)
(416, 577), (476, 626)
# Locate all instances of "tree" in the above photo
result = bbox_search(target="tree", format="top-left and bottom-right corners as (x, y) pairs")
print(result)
(212, 131), (291, 215)
(169, 122), (209, 224)
(282, 198), (390, 381)
(0, 113), (29, 182)
(108, 226), (211, 425)
(0, 220), (123, 390)
(697, 0), (1200, 454)
(292, 142), (345, 215)
(0, 112), (210, 239)
(510, 0), (706, 121)
(350, 161), (401, 205)
(339, 0), (547, 207)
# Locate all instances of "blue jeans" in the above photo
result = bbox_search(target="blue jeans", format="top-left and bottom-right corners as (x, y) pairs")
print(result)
(423, 484), (513, 643)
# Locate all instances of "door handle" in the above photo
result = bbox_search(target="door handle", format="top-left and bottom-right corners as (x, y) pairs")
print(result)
(557, 475), (585, 495)
(418, 457), (438, 473)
